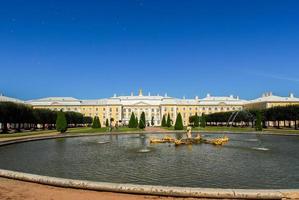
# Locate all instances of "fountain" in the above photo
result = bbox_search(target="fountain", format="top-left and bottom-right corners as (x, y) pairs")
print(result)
(138, 133), (151, 153)
(227, 110), (269, 151)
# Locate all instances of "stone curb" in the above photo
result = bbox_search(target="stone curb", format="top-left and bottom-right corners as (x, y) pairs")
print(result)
(1, 133), (299, 199)
(0, 169), (288, 199)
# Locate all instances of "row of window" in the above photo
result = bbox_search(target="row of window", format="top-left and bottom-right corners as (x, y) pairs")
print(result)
(163, 106), (241, 112)
(52, 106), (242, 114)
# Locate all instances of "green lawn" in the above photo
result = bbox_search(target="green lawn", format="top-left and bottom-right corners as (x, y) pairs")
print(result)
(161, 126), (299, 134)
(67, 127), (141, 134)
(0, 129), (59, 138)
(0, 127), (143, 139)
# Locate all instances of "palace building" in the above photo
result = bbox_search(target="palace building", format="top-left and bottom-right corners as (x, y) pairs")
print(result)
(1, 90), (299, 126)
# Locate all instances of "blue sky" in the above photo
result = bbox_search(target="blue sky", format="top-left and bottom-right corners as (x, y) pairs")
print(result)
(0, 0), (299, 100)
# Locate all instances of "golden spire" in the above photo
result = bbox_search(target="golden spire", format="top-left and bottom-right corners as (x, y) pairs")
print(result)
(138, 88), (143, 96)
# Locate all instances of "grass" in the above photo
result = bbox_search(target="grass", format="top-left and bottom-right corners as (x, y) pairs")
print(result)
(67, 127), (141, 134)
(0, 129), (59, 138)
(1, 126), (299, 141)
(0, 127), (143, 139)
(161, 126), (299, 134)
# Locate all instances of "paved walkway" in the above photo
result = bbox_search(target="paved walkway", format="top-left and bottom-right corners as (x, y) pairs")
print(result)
(144, 126), (170, 132)
(0, 177), (211, 200)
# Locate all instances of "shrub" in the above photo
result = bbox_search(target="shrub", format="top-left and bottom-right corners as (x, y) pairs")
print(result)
(161, 115), (166, 127)
(128, 112), (136, 128)
(255, 111), (263, 131)
(92, 116), (101, 128)
(56, 111), (67, 133)
(166, 113), (171, 127)
(174, 113), (184, 130)
(139, 112), (146, 129)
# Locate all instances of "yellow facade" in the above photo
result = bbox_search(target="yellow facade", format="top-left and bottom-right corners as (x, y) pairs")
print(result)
(29, 92), (299, 126)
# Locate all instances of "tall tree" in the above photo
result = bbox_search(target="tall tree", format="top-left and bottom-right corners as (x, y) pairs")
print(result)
(166, 113), (171, 127)
(128, 112), (136, 128)
(161, 115), (166, 127)
(105, 118), (109, 127)
(56, 111), (67, 133)
(135, 116), (139, 128)
(174, 113), (184, 130)
(255, 111), (263, 131)
(151, 116), (155, 126)
(139, 112), (146, 129)
(92, 116), (101, 128)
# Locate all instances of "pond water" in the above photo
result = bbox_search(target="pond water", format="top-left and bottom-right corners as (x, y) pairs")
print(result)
(0, 133), (299, 189)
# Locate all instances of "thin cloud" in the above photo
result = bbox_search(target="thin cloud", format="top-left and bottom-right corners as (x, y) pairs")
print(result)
(242, 70), (299, 84)
(255, 73), (299, 83)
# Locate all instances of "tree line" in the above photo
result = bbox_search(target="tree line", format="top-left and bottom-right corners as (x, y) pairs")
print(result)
(0, 102), (93, 133)
(201, 105), (299, 129)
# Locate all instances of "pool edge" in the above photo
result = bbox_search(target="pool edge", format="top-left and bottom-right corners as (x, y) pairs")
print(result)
(1, 133), (299, 199)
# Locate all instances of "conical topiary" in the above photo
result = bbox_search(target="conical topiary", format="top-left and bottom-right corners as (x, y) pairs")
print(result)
(166, 113), (171, 127)
(128, 112), (136, 128)
(161, 115), (166, 127)
(56, 111), (68, 133)
(255, 111), (263, 131)
(139, 112), (146, 129)
(174, 113), (184, 130)
(92, 116), (101, 128)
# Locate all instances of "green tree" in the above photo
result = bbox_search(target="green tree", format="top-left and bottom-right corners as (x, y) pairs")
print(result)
(174, 113), (184, 130)
(92, 116), (101, 128)
(135, 116), (139, 128)
(83, 116), (93, 126)
(151, 116), (155, 126)
(128, 112), (136, 128)
(56, 111), (67, 133)
(194, 113), (199, 127)
(200, 113), (206, 128)
(255, 111), (263, 131)
(161, 115), (166, 127)
(166, 113), (171, 127)
(105, 118), (109, 127)
(139, 112), (146, 129)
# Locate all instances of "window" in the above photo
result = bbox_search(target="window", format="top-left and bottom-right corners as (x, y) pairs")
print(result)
(209, 107), (212, 111)
(110, 108), (112, 112)
(227, 107), (230, 111)
(202, 107), (205, 111)
(152, 109), (154, 112)
(215, 107), (218, 111)
(96, 108), (98, 111)
(116, 108), (118, 112)
(189, 107), (192, 111)
(128, 108), (131, 112)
